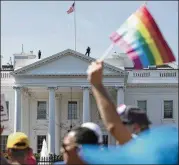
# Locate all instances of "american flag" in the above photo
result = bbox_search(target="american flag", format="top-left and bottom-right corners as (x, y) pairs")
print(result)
(67, 2), (75, 14)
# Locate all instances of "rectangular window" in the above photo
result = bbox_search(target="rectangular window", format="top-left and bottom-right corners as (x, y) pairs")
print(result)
(164, 100), (173, 119)
(37, 135), (46, 153)
(37, 101), (47, 120)
(137, 100), (147, 112)
(68, 101), (77, 120)
(6, 101), (9, 119)
(0, 135), (8, 153)
(102, 135), (108, 146)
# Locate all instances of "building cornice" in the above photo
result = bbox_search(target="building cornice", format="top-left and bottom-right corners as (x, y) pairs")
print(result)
(11, 49), (125, 76)
(11, 73), (122, 78)
(127, 83), (178, 88)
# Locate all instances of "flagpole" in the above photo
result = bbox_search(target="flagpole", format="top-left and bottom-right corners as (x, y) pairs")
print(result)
(74, 1), (77, 51)
(99, 44), (114, 61)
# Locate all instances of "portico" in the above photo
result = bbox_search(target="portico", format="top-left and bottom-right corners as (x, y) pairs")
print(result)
(11, 49), (126, 154)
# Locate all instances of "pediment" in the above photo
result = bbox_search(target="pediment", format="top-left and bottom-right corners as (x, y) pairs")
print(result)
(11, 49), (125, 76)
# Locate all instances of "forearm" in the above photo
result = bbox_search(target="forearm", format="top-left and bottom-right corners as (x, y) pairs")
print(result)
(92, 84), (132, 144)
(92, 84), (117, 124)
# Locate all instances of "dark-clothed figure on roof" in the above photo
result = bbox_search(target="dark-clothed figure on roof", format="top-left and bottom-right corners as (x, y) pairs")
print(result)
(85, 47), (91, 57)
(38, 50), (41, 59)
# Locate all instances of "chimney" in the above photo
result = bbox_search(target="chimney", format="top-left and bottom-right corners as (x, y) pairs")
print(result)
(38, 50), (41, 59)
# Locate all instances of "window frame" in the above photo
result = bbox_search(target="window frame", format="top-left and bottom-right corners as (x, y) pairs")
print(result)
(67, 101), (78, 120)
(37, 100), (48, 120)
(5, 101), (9, 120)
(137, 100), (147, 112)
(36, 135), (47, 153)
(163, 100), (173, 119)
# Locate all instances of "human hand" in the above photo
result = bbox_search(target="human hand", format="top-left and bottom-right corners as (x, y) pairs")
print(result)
(87, 60), (104, 87)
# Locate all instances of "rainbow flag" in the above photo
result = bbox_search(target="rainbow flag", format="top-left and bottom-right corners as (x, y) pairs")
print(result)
(110, 5), (176, 69)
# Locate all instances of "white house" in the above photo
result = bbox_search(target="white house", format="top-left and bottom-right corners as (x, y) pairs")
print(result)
(1, 49), (178, 154)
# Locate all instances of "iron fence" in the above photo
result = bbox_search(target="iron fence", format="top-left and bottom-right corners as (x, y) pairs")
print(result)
(36, 154), (63, 164)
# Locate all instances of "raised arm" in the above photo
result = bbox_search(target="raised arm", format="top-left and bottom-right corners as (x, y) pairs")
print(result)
(87, 60), (132, 144)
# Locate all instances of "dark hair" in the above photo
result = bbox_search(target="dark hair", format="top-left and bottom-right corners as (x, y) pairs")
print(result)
(127, 108), (151, 127)
(72, 127), (99, 145)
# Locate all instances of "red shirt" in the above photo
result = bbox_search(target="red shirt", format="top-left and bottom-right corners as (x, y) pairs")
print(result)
(26, 156), (36, 165)
(25, 151), (37, 165)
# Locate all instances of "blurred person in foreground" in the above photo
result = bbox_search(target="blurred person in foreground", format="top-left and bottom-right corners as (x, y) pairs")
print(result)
(56, 126), (100, 165)
(6, 132), (36, 165)
(87, 60), (132, 145)
(80, 124), (178, 164)
(56, 124), (178, 164)
(81, 122), (103, 144)
(117, 104), (151, 138)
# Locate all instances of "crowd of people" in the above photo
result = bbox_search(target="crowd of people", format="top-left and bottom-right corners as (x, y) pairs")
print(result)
(1, 60), (178, 164)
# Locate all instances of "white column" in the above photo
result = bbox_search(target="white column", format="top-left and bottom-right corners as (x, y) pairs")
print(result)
(55, 94), (61, 155)
(116, 86), (124, 145)
(82, 87), (90, 123)
(48, 87), (56, 154)
(21, 89), (30, 137)
(13, 86), (22, 132)
(116, 86), (124, 106)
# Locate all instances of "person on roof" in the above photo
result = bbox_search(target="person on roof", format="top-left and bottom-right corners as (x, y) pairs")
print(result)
(85, 47), (91, 57)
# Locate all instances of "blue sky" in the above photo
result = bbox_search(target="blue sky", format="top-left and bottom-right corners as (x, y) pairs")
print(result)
(1, 1), (178, 64)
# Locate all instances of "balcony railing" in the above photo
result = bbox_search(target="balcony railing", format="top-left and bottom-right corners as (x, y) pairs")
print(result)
(159, 72), (177, 77)
(133, 72), (150, 77)
(1, 71), (12, 79)
(131, 70), (178, 78)
(1, 70), (178, 80)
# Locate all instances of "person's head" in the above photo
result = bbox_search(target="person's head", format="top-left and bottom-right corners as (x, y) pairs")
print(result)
(61, 127), (99, 162)
(6, 132), (30, 164)
(117, 104), (151, 135)
(81, 122), (103, 144)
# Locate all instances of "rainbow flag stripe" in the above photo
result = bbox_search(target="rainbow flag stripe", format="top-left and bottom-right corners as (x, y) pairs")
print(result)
(110, 5), (176, 69)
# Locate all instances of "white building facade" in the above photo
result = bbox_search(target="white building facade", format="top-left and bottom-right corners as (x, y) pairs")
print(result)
(1, 49), (178, 154)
